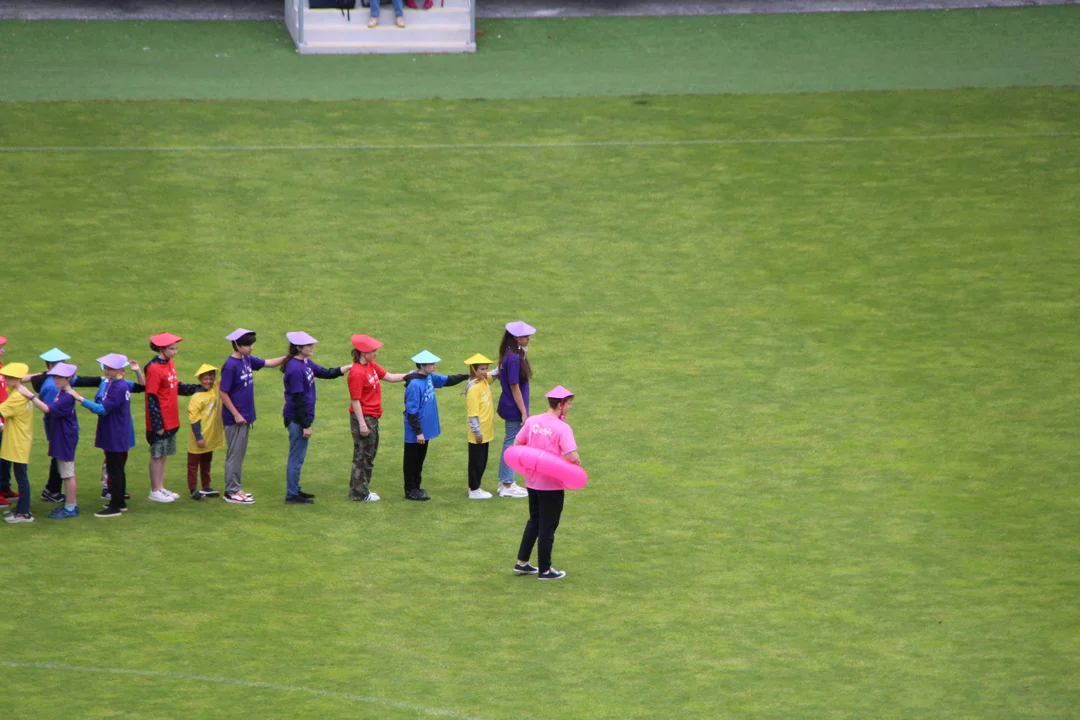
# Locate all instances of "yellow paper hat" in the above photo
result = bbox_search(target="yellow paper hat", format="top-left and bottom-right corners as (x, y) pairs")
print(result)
(464, 353), (493, 365)
(194, 363), (218, 378)
(0, 362), (29, 379)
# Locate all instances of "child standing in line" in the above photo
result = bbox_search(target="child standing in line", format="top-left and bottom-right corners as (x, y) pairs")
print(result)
(496, 321), (536, 498)
(280, 331), (350, 505)
(145, 332), (203, 504)
(0, 362), (35, 523)
(93, 360), (144, 502)
(86, 354), (138, 518)
(402, 350), (469, 502)
(347, 334), (418, 503)
(0, 336), (16, 507)
(186, 364), (224, 501)
(463, 353), (498, 500)
(219, 328), (286, 505)
(33, 362), (85, 519)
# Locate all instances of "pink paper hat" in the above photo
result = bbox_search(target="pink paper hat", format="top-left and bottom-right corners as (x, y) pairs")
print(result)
(351, 334), (383, 353)
(505, 321), (536, 337)
(96, 353), (129, 370)
(545, 385), (574, 400)
(286, 331), (318, 346)
(46, 362), (78, 378)
(150, 332), (183, 347)
(225, 328), (255, 342)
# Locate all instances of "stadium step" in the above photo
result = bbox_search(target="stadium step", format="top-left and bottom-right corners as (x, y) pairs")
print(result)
(288, 0), (476, 54)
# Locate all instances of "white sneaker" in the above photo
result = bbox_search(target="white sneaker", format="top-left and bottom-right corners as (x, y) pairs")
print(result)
(362, 492), (381, 502)
(468, 488), (493, 500)
(148, 490), (175, 503)
(498, 483), (528, 498)
(163, 488), (180, 500)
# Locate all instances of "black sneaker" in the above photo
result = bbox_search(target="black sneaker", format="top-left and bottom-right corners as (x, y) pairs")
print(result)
(405, 489), (430, 501)
(285, 496), (314, 505)
(538, 568), (567, 580)
(40, 490), (65, 503)
(200, 487), (220, 497)
(95, 506), (123, 518)
(513, 563), (539, 575)
(190, 490), (203, 501)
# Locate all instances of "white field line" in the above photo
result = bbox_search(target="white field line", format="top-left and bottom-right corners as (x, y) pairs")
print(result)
(1, 660), (489, 720)
(0, 131), (1077, 153)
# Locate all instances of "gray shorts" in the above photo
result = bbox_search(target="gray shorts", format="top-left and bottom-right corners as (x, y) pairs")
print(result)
(57, 460), (75, 479)
(149, 434), (177, 459)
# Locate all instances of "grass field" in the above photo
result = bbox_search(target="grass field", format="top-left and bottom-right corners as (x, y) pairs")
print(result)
(1, 16), (1079, 719)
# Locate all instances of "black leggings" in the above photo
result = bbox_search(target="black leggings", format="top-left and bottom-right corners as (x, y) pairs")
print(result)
(105, 451), (128, 510)
(517, 488), (565, 573)
(467, 442), (488, 491)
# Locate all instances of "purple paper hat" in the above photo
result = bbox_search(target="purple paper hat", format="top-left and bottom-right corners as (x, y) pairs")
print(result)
(545, 385), (574, 400)
(225, 328), (255, 342)
(96, 353), (129, 370)
(46, 362), (78, 378)
(286, 331), (318, 346)
(505, 321), (536, 337)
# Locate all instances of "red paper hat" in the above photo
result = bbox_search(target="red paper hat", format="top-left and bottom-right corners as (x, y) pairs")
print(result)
(351, 334), (384, 353)
(150, 332), (183, 347)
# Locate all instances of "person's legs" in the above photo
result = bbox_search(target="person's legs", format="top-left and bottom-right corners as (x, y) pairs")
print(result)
(349, 414), (367, 499)
(536, 489), (565, 573)
(149, 454), (166, 493)
(0, 428), (10, 492)
(286, 422), (309, 498)
(498, 419), (522, 486)
(370, 0), (380, 17)
(46, 457), (63, 495)
(391, 0), (404, 15)
(13, 463), (30, 515)
(516, 487), (541, 564)
(62, 464), (76, 508)
(223, 423), (249, 495)
(402, 441), (428, 495)
(364, 416), (379, 488)
(467, 442), (487, 491)
(105, 452), (127, 510)
(199, 452), (213, 490)
(186, 453), (200, 492)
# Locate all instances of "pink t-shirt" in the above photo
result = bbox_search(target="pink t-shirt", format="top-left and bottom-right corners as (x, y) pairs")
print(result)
(514, 413), (578, 490)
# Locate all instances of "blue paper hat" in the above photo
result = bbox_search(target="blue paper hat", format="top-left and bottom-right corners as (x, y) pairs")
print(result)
(411, 350), (441, 364)
(40, 348), (71, 363)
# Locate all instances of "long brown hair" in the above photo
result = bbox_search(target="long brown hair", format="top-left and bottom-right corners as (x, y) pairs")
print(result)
(280, 343), (302, 374)
(497, 330), (532, 382)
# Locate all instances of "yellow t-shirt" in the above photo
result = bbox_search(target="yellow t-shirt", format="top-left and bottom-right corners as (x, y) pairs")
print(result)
(0, 392), (34, 464)
(187, 386), (225, 454)
(465, 377), (495, 444)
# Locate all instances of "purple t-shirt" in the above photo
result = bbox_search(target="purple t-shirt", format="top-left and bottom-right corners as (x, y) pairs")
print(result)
(220, 354), (267, 425)
(47, 392), (79, 462)
(95, 378), (134, 453)
(282, 358), (321, 424)
(497, 352), (530, 422)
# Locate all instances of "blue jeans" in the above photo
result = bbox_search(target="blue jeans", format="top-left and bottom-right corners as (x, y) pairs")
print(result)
(370, 0), (404, 17)
(286, 422), (309, 498)
(498, 419), (523, 485)
(12, 463), (30, 515)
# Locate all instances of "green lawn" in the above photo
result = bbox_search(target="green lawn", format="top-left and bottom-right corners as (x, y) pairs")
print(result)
(0, 87), (1078, 718)
(2, 6), (1080, 101)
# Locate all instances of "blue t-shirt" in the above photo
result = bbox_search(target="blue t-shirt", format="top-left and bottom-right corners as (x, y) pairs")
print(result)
(220, 354), (267, 425)
(47, 392), (79, 461)
(282, 358), (323, 424)
(497, 352), (530, 422)
(403, 373), (450, 443)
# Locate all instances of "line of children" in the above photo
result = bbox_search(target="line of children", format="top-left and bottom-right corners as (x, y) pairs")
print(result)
(0, 320), (565, 523)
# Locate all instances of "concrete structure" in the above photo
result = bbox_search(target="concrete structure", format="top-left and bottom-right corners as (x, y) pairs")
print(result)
(286, 0), (475, 54)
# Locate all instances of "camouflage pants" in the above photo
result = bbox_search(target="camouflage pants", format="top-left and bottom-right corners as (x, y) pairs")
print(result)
(350, 414), (379, 500)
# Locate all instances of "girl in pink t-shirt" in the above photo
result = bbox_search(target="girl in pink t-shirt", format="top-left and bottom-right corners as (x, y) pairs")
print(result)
(513, 385), (580, 580)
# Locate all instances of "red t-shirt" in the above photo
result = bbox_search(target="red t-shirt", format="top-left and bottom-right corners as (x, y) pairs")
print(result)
(0, 363), (7, 404)
(347, 361), (387, 418)
(145, 358), (180, 431)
